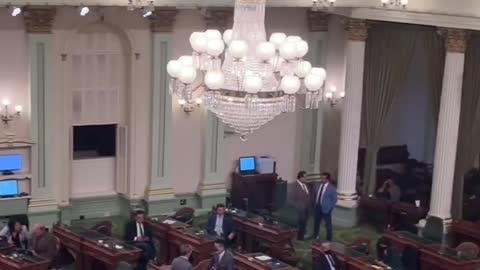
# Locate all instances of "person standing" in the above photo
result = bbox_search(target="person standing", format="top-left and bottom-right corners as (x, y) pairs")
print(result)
(172, 244), (193, 270)
(124, 210), (156, 270)
(206, 204), (235, 246)
(312, 172), (337, 241)
(209, 239), (233, 270)
(292, 171), (311, 240)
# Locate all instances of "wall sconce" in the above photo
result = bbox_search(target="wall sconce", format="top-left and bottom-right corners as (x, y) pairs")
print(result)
(178, 98), (203, 113)
(1, 98), (22, 125)
(324, 86), (345, 107)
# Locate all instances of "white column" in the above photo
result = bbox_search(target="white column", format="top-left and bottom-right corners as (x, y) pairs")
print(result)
(429, 28), (469, 220)
(336, 19), (368, 208)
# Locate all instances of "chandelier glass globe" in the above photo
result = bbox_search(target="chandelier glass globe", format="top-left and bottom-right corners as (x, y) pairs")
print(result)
(167, 0), (333, 140)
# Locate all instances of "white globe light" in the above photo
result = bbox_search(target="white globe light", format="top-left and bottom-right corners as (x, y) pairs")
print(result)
(204, 71), (225, 90)
(310, 67), (327, 80)
(189, 32), (203, 48)
(304, 74), (325, 91)
(295, 61), (312, 78)
(286, 36), (302, 42)
(167, 60), (183, 78)
(178, 55), (194, 67)
(178, 66), (197, 84)
(205, 29), (222, 40)
(279, 42), (297, 60)
(295, 40), (309, 59)
(269, 32), (287, 49)
(228, 40), (248, 59)
(243, 75), (263, 93)
(223, 29), (233, 45)
(256, 42), (276, 62)
(280, 75), (301, 94)
(192, 34), (208, 53)
(207, 39), (225, 57)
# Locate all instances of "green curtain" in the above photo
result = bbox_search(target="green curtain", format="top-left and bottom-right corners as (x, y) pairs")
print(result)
(423, 31), (445, 127)
(362, 25), (418, 195)
(452, 35), (480, 219)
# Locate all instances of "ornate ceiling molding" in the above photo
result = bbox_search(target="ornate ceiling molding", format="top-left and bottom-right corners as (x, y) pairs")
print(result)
(23, 7), (56, 33)
(150, 8), (178, 33)
(307, 9), (329, 32)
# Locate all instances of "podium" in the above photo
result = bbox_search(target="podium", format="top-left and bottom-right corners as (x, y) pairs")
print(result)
(230, 173), (280, 211)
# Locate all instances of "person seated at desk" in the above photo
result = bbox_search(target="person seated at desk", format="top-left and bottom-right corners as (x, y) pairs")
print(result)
(377, 178), (402, 202)
(315, 243), (342, 270)
(0, 219), (29, 249)
(209, 239), (233, 270)
(29, 225), (58, 263)
(172, 244), (193, 270)
(207, 204), (235, 246)
(125, 209), (156, 270)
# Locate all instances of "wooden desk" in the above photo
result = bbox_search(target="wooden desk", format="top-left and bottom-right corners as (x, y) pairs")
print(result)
(347, 256), (387, 270)
(420, 244), (480, 270)
(233, 252), (298, 270)
(230, 211), (297, 263)
(450, 220), (480, 247)
(359, 197), (392, 230)
(0, 250), (49, 270)
(389, 202), (428, 232)
(145, 216), (189, 264)
(382, 230), (434, 252)
(53, 225), (142, 270)
(167, 228), (215, 266)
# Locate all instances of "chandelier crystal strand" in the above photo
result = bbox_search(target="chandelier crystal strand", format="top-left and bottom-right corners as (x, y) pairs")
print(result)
(167, 0), (331, 140)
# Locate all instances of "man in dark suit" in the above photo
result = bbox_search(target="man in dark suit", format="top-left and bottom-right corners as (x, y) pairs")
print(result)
(292, 171), (311, 240)
(172, 244), (193, 270)
(315, 242), (342, 270)
(312, 172), (338, 241)
(124, 210), (155, 270)
(209, 239), (233, 270)
(207, 204), (235, 246)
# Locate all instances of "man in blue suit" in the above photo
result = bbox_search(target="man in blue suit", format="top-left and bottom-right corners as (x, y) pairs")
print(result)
(312, 172), (337, 241)
(207, 204), (235, 246)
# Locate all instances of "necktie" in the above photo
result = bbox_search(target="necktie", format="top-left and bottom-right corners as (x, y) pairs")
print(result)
(139, 223), (144, 237)
(316, 184), (325, 205)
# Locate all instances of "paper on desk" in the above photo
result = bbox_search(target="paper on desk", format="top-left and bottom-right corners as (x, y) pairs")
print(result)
(163, 219), (176, 224)
(255, 255), (272, 261)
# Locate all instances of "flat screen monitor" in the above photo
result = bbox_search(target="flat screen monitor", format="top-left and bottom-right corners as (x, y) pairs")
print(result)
(0, 180), (19, 197)
(239, 156), (256, 174)
(0, 155), (23, 173)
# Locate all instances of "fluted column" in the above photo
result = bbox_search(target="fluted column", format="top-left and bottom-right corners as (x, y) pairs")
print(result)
(197, 8), (232, 210)
(336, 19), (368, 208)
(300, 11), (328, 173)
(25, 7), (59, 225)
(148, 9), (178, 214)
(428, 28), (469, 220)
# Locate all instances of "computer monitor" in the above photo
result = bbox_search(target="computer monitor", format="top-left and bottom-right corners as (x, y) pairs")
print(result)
(0, 155), (23, 173)
(0, 180), (19, 197)
(239, 156), (256, 174)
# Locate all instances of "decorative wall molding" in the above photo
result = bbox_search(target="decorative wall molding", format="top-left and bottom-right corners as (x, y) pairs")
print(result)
(204, 8), (234, 31)
(438, 27), (470, 53)
(23, 7), (56, 33)
(344, 18), (368, 41)
(150, 8), (178, 33)
(307, 10), (329, 32)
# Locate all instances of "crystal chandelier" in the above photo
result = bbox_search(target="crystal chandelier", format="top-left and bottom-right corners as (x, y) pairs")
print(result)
(167, 0), (331, 141)
(126, 0), (154, 17)
(381, 0), (408, 8)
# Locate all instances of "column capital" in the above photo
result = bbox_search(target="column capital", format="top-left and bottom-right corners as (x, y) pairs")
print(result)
(23, 7), (56, 33)
(203, 8), (234, 31)
(437, 27), (470, 53)
(344, 18), (368, 41)
(150, 8), (178, 33)
(307, 10), (329, 32)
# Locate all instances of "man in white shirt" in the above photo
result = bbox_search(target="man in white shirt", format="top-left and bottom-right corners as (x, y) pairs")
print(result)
(292, 171), (312, 240)
(312, 172), (338, 241)
(207, 204), (235, 246)
(125, 210), (155, 270)
(208, 239), (233, 270)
